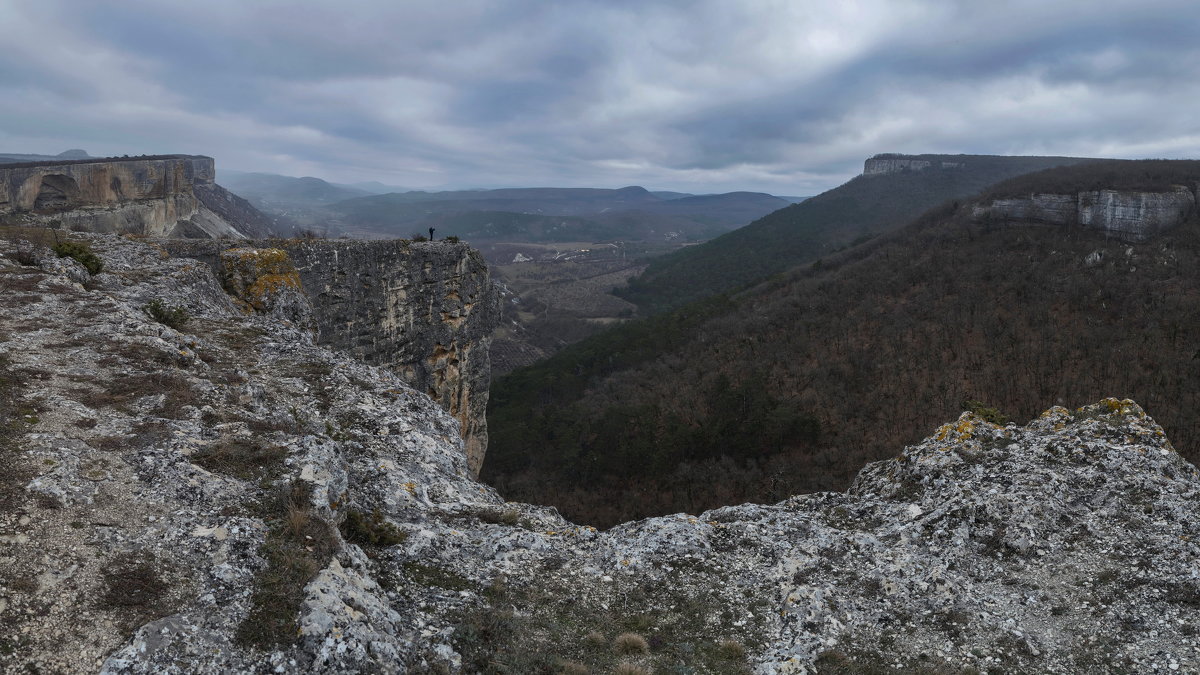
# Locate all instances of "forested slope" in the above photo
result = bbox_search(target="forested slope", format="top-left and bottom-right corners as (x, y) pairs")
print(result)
(617, 154), (1091, 313)
(484, 159), (1200, 527)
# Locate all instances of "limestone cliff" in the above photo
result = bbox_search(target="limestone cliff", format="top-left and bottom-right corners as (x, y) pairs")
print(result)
(0, 155), (276, 239)
(162, 238), (499, 474)
(2, 232), (1199, 674)
(863, 154), (963, 175)
(973, 185), (1196, 241)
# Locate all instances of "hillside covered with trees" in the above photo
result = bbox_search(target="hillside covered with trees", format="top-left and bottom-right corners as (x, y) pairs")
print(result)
(483, 159), (1200, 527)
(617, 154), (1092, 313)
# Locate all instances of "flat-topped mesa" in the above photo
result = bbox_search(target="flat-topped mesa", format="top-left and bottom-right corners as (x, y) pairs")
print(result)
(863, 153), (964, 175)
(973, 186), (1197, 242)
(0, 155), (274, 239)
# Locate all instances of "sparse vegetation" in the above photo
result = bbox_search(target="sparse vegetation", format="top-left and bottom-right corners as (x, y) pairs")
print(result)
(612, 632), (649, 655)
(449, 574), (762, 674)
(340, 507), (407, 547)
(144, 298), (190, 329)
(51, 239), (103, 274)
(236, 483), (336, 648)
(716, 639), (746, 659)
(403, 562), (472, 591)
(100, 551), (171, 629)
(962, 400), (1009, 425)
(191, 437), (287, 481)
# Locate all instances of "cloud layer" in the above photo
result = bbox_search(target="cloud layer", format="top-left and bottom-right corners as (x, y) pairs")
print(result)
(1, 0), (1198, 194)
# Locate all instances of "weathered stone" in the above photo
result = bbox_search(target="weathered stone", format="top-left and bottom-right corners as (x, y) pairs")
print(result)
(218, 247), (313, 330)
(0, 156), (275, 239)
(973, 187), (1195, 242)
(163, 238), (499, 475)
(863, 157), (933, 174)
(3, 233), (1199, 674)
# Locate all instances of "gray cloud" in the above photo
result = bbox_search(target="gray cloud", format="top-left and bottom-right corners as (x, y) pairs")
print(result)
(1, 0), (1198, 194)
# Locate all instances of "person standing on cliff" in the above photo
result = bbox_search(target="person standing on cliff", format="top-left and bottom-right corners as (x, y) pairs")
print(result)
(429, 227), (435, 241)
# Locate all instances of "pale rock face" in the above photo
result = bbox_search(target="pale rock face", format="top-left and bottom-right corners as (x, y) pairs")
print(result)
(1078, 188), (1195, 240)
(162, 238), (500, 476)
(863, 157), (933, 175)
(2, 233), (1199, 674)
(973, 186), (1196, 242)
(0, 156), (273, 238)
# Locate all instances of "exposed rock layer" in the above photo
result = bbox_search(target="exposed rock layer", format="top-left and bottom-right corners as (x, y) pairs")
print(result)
(0, 156), (274, 238)
(1, 233), (1198, 674)
(863, 156), (963, 175)
(973, 186), (1197, 241)
(162, 238), (499, 474)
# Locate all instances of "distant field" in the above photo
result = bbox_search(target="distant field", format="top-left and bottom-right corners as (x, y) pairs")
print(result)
(483, 240), (682, 374)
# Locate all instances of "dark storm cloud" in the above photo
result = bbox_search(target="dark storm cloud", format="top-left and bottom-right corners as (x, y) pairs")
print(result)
(1, 0), (1199, 194)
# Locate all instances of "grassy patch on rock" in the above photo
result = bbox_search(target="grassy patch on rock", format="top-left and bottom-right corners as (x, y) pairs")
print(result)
(449, 572), (760, 674)
(236, 484), (337, 649)
(192, 436), (288, 481)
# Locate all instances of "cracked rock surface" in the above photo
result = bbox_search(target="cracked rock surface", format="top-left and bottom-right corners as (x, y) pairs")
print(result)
(1, 233), (1198, 674)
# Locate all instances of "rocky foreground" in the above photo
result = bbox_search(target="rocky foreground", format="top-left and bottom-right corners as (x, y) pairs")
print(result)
(1, 233), (1198, 674)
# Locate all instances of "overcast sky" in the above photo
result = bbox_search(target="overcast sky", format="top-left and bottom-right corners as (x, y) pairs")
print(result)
(1, 1), (1198, 194)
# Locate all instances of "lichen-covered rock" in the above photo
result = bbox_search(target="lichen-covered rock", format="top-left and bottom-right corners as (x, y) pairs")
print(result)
(164, 238), (499, 475)
(1, 233), (1198, 674)
(219, 247), (313, 330)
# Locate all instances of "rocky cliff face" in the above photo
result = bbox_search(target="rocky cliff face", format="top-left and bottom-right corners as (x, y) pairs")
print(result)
(2, 232), (1199, 674)
(973, 186), (1196, 241)
(863, 155), (964, 175)
(162, 238), (499, 475)
(0, 156), (275, 238)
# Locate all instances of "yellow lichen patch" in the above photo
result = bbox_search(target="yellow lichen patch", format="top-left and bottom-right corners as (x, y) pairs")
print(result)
(403, 481), (417, 495)
(220, 248), (303, 311)
(246, 272), (302, 310)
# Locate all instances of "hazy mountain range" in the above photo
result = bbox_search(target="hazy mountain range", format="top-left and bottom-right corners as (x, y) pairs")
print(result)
(217, 171), (796, 243)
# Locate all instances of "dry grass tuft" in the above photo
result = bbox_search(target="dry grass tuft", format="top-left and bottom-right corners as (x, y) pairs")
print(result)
(613, 632), (649, 655)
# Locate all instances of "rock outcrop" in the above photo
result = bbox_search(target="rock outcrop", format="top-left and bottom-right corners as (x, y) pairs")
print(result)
(972, 186), (1196, 242)
(0, 155), (276, 239)
(863, 154), (964, 175)
(162, 238), (499, 474)
(2, 232), (1199, 674)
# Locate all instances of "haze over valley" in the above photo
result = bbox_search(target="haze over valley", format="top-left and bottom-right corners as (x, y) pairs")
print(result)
(5, 2), (1200, 673)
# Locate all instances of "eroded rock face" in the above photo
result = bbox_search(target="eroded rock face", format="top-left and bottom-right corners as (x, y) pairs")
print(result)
(2, 233), (1199, 674)
(0, 156), (275, 239)
(162, 239), (499, 475)
(973, 187), (1196, 241)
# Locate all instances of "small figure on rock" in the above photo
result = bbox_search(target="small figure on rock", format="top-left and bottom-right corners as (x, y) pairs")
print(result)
(429, 227), (435, 241)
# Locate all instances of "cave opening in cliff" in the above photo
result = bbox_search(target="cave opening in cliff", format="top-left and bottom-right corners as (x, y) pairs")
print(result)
(33, 174), (79, 211)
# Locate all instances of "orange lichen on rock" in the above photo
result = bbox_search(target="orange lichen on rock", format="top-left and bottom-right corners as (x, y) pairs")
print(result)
(220, 247), (303, 311)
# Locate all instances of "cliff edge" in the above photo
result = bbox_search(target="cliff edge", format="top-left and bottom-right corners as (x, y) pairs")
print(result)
(0, 156), (278, 238)
(1, 233), (1198, 673)
(161, 238), (499, 473)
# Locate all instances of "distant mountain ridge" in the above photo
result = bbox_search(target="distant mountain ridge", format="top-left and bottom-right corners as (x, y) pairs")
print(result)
(218, 170), (373, 207)
(0, 149), (91, 163)
(325, 185), (791, 243)
(617, 153), (1095, 313)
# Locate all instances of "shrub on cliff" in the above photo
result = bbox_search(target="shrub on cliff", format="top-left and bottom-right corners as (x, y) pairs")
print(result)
(143, 298), (190, 329)
(51, 239), (102, 274)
